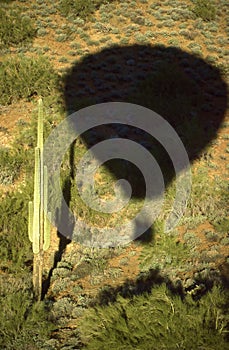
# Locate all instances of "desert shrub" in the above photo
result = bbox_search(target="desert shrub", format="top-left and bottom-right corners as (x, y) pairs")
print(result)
(79, 284), (228, 349)
(59, 0), (113, 19)
(0, 182), (33, 271)
(0, 6), (36, 49)
(213, 217), (229, 234)
(0, 55), (58, 105)
(191, 0), (216, 21)
(187, 169), (228, 221)
(0, 147), (23, 185)
(0, 290), (55, 350)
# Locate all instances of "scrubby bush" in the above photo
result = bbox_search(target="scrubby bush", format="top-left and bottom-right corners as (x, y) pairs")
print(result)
(0, 147), (23, 185)
(0, 7), (36, 49)
(0, 185), (33, 271)
(79, 284), (228, 349)
(0, 55), (58, 105)
(59, 0), (113, 19)
(191, 0), (216, 21)
(0, 290), (55, 349)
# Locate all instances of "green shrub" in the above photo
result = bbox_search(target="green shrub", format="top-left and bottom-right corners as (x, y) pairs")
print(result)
(59, 0), (112, 19)
(191, 0), (216, 21)
(213, 217), (229, 234)
(0, 147), (23, 185)
(0, 183), (33, 271)
(79, 284), (228, 349)
(0, 290), (55, 349)
(0, 7), (36, 49)
(0, 55), (58, 105)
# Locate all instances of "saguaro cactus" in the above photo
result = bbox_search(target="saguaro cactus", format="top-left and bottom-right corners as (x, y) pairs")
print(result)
(28, 99), (51, 300)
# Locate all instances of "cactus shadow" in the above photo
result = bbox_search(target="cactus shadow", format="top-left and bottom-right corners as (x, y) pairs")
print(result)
(90, 265), (229, 309)
(42, 146), (75, 298)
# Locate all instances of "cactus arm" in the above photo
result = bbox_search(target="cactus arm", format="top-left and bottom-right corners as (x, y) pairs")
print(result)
(44, 212), (51, 251)
(43, 165), (51, 251)
(38, 98), (44, 251)
(32, 147), (41, 254)
(43, 165), (48, 216)
(37, 98), (43, 151)
(28, 201), (34, 242)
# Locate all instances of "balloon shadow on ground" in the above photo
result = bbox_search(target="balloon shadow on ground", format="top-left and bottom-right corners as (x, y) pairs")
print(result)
(58, 44), (227, 243)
